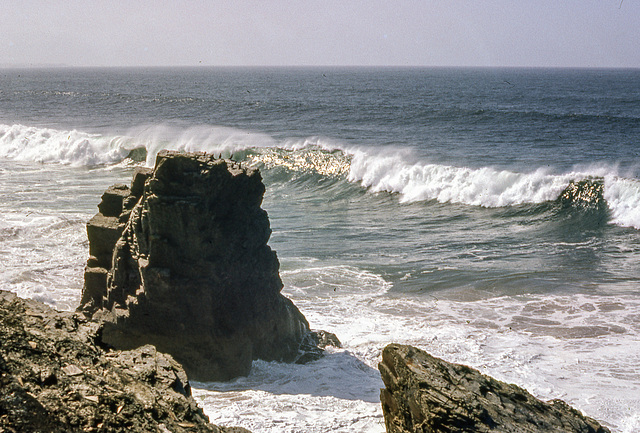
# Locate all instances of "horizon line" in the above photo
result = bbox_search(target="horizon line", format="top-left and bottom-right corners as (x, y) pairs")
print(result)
(2, 63), (640, 71)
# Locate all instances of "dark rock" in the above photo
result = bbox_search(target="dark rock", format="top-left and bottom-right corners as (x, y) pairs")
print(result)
(295, 330), (342, 364)
(379, 344), (610, 433)
(80, 266), (108, 309)
(86, 214), (124, 269)
(80, 151), (325, 381)
(130, 166), (153, 199)
(0, 290), (249, 433)
(86, 255), (100, 268)
(310, 330), (342, 349)
(98, 184), (131, 218)
(81, 168), (151, 314)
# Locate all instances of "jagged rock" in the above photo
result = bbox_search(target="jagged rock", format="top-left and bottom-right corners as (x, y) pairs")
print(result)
(130, 167), (153, 198)
(80, 266), (108, 310)
(0, 290), (249, 433)
(80, 151), (327, 381)
(80, 167), (152, 314)
(98, 184), (131, 217)
(310, 330), (342, 350)
(379, 344), (610, 433)
(294, 330), (342, 364)
(86, 214), (124, 269)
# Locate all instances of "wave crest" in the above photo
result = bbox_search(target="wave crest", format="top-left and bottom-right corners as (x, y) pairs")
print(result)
(0, 124), (132, 166)
(247, 146), (351, 177)
(558, 178), (607, 211)
(348, 150), (572, 206)
(2, 122), (640, 230)
(604, 176), (640, 229)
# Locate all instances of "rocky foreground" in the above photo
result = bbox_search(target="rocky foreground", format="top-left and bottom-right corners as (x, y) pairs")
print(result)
(379, 344), (610, 433)
(0, 290), (248, 433)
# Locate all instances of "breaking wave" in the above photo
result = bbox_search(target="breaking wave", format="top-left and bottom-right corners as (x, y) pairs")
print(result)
(2, 122), (640, 230)
(0, 123), (132, 166)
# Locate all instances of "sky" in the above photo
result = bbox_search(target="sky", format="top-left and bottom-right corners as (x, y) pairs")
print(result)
(1, 0), (639, 68)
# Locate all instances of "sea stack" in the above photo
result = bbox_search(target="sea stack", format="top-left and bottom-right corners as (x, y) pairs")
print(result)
(80, 151), (328, 381)
(379, 344), (610, 433)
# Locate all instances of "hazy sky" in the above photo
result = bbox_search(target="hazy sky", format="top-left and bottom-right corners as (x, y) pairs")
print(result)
(1, 0), (639, 68)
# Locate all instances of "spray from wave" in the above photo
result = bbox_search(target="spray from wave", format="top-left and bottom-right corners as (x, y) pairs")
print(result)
(0, 123), (132, 166)
(2, 122), (640, 230)
(347, 149), (574, 206)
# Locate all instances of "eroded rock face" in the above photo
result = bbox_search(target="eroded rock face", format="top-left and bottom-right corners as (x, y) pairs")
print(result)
(379, 344), (610, 433)
(80, 151), (324, 381)
(0, 290), (247, 433)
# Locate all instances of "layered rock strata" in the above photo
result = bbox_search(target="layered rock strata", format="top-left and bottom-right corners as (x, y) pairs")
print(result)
(80, 151), (330, 381)
(379, 344), (610, 433)
(0, 290), (248, 433)
(81, 167), (153, 311)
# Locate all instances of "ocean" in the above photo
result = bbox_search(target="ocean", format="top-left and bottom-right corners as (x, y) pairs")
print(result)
(1, 67), (639, 432)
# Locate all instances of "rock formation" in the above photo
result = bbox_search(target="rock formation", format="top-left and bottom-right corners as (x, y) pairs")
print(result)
(0, 290), (248, 433)
(379, 344), (610, 433)
(80, 151), (334, 381)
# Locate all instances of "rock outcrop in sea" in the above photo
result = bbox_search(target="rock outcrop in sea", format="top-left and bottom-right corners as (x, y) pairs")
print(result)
(379, 344), (610, 433)
(80, 151), (334, 381)
(0, 290), (249, 433)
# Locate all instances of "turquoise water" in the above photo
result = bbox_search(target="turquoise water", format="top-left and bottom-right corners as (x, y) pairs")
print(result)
(1, 67), (640, 432)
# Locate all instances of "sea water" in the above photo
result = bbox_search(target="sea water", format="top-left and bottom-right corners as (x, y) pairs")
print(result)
(1, 67), (640, 432)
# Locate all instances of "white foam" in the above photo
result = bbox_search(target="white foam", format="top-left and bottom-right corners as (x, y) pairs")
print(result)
(0, 123), (282, 168)
(345, 148), (640, 230)
(0, 210), (87, 310)
(4, 123), (640, 230)
(122, 124), (279, 166)
(604, 175), (640, 229)
(0, 123), (132, 166)
(281, 265), (392, 346)
(347, 148), (572, 206)
(193, 351), (385, 433)
(190, 263), (640, 432)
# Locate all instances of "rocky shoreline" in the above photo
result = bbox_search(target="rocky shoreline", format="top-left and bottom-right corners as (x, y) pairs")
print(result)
(0, 290), (248, 433)
(1, 151), (612, 432)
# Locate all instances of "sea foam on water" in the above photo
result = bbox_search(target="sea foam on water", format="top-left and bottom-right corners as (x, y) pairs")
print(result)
(2, 67), (640, 432)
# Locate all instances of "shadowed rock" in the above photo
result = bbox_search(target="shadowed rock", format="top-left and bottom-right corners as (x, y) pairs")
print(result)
(80, 151), (335, 381)
(379, 344), (610, 433)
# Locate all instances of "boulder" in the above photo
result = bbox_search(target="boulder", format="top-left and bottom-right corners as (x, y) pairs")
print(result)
(80, 151), (331, 381)
(379, 344), (610, 433)
(0, 290), (248, 433)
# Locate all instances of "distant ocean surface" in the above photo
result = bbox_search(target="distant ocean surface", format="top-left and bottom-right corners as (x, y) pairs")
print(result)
(1, 67), (640, 432)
